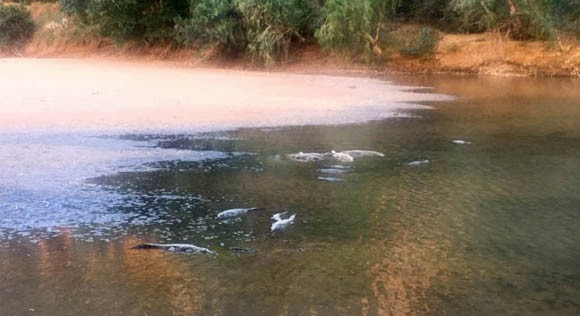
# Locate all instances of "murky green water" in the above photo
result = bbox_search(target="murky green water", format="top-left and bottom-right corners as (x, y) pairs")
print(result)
(1, 76), (580, 315)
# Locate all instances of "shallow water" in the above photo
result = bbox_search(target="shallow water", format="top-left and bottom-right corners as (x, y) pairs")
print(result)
(1, 76), (580, 315)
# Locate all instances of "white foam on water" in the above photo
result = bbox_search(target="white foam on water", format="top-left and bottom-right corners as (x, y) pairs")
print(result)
(0, 132), (229, 241)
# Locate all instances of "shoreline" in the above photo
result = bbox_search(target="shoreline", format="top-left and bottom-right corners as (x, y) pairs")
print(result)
(12, 39), (580, 78)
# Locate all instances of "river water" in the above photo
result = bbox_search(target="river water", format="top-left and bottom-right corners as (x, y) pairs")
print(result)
(1, 73), (579, 315)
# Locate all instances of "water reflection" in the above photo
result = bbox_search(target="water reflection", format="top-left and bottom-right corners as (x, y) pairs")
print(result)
(1, 76), (580, 315)
(2, 233), (213, 315)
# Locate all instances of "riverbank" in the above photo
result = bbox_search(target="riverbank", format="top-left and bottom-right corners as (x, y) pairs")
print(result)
(4, 3), (577, 78)
(387, 31), (580, 77)
(16, 37), (580, 78)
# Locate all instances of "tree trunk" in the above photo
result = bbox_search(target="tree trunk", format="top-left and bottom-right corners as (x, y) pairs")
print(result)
(505, 0), (522, 34)
(506, 0), (518, 16)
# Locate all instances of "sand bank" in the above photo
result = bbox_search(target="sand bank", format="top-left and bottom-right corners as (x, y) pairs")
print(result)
(0, 58), (450, 132)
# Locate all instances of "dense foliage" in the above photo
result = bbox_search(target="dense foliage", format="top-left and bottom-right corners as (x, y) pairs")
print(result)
(550, 0), (580, 35)
(0, 5), (36, 50)
(176, 0), (244, 51)
(238, 0), (320, 64)
(398, 0), (560, 39)
(315, 0), (375, 54)
(399, 27), (438, 56)
(176, 0), (320, 64)
(55, 0), (579, 62)
(60, 0), (190, 43)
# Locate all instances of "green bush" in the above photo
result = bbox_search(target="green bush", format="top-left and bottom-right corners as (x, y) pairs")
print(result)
(315, 0), (374, 54)
(394, 0), (561, 40)
(59, 0), (91, 19)
(176, 0), (244, 52)
(447, 0), (502, 33)
(458, 0), (556, 40)
(399, 27), (438, 56)
(60, 0), (190, 44)
(238, 0), (320, 64)
(549, 0), (579, 36)
(55, 0), (579, 63)
(177, 0), (320, 64)
(518, 2), (556, 40)
(315, 0), (400, 57)
(0, 5), (36, 50)
(99, 0), (190, 43)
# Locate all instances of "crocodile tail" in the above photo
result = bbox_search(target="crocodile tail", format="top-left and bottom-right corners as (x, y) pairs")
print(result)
(248, 207), (265, 212)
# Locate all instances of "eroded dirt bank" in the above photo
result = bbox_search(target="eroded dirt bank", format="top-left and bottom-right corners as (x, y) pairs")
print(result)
(390, 32), (580, 77)
(18, 33), (580, 78)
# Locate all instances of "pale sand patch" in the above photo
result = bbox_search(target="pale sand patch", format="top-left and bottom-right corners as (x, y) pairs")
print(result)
(0, 58), (450, 132)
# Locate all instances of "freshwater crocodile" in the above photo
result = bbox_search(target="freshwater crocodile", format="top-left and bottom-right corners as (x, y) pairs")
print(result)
(131, 243), (214, 254)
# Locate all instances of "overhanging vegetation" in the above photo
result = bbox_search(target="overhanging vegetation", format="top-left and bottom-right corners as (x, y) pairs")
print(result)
(2, 0), (579, 63)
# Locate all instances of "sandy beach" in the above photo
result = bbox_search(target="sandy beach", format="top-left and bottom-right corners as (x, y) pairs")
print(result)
(0, 58), (449, 132)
